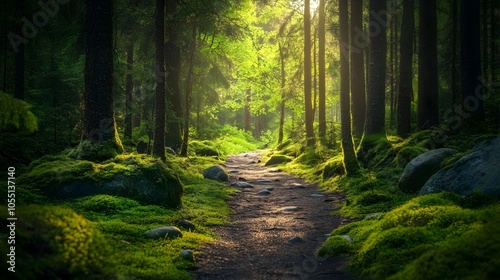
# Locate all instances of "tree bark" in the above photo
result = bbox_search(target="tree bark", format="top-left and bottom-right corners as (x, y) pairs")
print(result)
(278, 43), (286, 145)
(124, 43), (134, 139)
(82, 0), (122, 155)
(451, 0), (458, 107)
(165, 0), (182, 151)
(14, 0), (24, 100)
(304, 0), (315, 146)
(364, 0), (387, 137)
(397, 0), (414, 138)
(461, 0), (485, 121)
(417, 0), (439, 130)
(318, 0), (326, 140)
(153, 0), (166, 160)
(339, 0), (359, 175)
(350, 0), (366, 139)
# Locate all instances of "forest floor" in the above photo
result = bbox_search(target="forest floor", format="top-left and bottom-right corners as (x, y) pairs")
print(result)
(193, 151), (358, 280)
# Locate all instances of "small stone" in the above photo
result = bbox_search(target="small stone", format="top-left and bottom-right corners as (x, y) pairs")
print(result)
(230, 182), (254, 188)
(279, 206), (299, 212)
(309, 193), (325, 197)
(177, 219), (196, 231)
(287, 236), (305, 244)
(180, 250), (195, 262)
(256, 179), (273, 183)
(264, 187), (274, 191)
(268, 168), (282, 173)
(146, 226), (183, 239)
(257, 189), (271, 195)
(228, 170), (239, 173)
(288, 183), (305, 189)
(274, 179), (280, 182)
(238, 177), (247, 181)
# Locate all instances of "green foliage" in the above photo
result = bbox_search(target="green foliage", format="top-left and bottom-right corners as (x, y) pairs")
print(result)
(190, 140), (220, 157)
(392, 146), (428, 168)
(322, 155), (345, 180)
(0, 205), (113, 279)
(0, 92), (38, 132)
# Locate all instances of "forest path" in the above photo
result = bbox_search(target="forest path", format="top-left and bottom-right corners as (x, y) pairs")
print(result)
(194, 151), (357, 280)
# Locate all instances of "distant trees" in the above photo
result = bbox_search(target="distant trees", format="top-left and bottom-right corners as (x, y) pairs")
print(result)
(318, 0), (326, 140)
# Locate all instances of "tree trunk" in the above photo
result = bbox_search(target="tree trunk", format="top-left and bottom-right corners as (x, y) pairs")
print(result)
(339, 0), (360, 175)
(318, 0), (326, 140)
(124, 43), (134, 139)
(451, 0), (458, 107)
(133, 80), (141, 128)
(165, 0), (182, 151)
(244, 88), (251, 132)
(482, 0), (489, 78)
(417, 0), (439, 130)
(461, 0), (485, 121)
(491, 0), (496, 81)
(152, 0), (166, 160)
(364, 0), (387, 137)
(82, 0), (122, 157)
(350, 0), (366, 139)
(180, 23), (197, 157)
(397, 0), (414, 138)
(278, 43), (286, 145)
(304, 0), (315, 146)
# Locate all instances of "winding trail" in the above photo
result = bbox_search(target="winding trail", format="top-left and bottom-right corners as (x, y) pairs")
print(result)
(194, 151), (357, 280)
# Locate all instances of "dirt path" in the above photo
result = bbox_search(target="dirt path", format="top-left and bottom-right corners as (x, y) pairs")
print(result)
(194, 151), (357, 280)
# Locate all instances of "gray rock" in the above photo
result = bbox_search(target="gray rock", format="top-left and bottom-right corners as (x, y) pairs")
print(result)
(288, 183), (305, 189)
(180, 250), (194, 262)
(203, 165), (229, 182)
(230, 182), (254, 188)
(146, 226), (183, 239)
(309, 193), (325, 197)
(257, 189), (271, 195)
(287, 236), (305, 244)
(420, 138), (500, 197)
(268, 168), (282, 173)
(263, 187), (274, 191)
(398, 148), (458, 193)
(177, 219), (196, 231)
(279, 206), (299, 212)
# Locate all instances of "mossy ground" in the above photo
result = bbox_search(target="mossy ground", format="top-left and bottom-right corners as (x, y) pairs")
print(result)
(2, 151), (241, 279)
(274, 131), (500, 279)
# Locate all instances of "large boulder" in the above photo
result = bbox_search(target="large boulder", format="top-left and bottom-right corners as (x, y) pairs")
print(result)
(420, 138), (500, 197)
(203, 165), (228, 182)
(398, 148), (458, 194)
(264, 155), (293, 166)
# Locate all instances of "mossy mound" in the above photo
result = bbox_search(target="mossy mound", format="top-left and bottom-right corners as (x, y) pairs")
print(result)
(357, 134), (393, 168)
(322, 155), (345, 180)
(392, 146), (428, 168)
(264, 154), (293, 166)
(0, 205), (113, 279)
(322, 192), (500, 279)
(19, 154), (183, 208)
(189, 140), (219, 157)
(318, 235), (353, 257)
(68, 139), (124, 162)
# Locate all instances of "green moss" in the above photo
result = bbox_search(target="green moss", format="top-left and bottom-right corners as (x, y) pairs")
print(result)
(264, 154), (293, 166)
(294, 148), (322, 165)
(0, 205), (113, 279)
(68, 139), (124, 162)
(190, 140), (220, 157)
(318, 235), (354, 257)
(322, 155), (345, 180)
(393, 146), (428, 168)
(73, 195), (141, 215)
(356, 192), (391, 206)
(358, 134), (392, 168)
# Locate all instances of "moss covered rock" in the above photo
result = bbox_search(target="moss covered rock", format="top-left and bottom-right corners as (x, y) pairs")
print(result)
(190, 140), (219, 157)
(19, 154), (183, 209)
(203, 165), (229, 182)
(398, 148), (457, 194)
(264, 154), (293, 166)
(322, 156), (345, 180)
(0, 205), (113, 279)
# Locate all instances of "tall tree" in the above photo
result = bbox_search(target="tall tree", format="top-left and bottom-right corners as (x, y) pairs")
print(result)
(451, 0), (458, 106)
(397, 0), (414, 138)
(124, 43), (134, 139)
(350, 0), (366, 139)
(363, 0), (388, 138)
(81, 0), (122, 158)
(318, 0), (326, 140)
(165, 0), (183, 151)
(304, 0), (315, 146)
(417, 0), (439, 130)
(339, 0), (360, 174)
(460, 0), (484, 121)
(278, 42), (286, 145)
(153, 0), (166, 160)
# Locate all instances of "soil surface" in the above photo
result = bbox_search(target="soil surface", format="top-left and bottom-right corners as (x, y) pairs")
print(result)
(193, 151), (358, 280)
